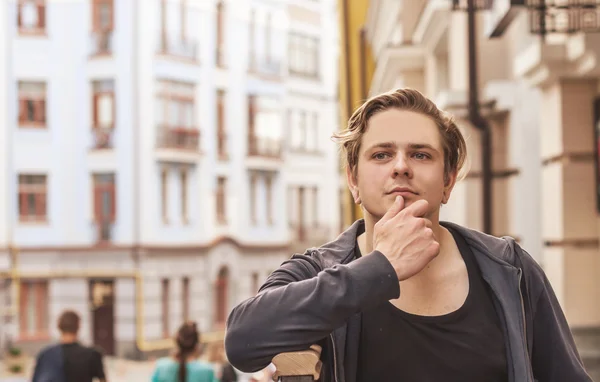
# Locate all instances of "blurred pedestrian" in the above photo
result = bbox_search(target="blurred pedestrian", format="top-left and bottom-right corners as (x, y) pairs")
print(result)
(32, 309), (106, 382)
(151, 321), (217, 382)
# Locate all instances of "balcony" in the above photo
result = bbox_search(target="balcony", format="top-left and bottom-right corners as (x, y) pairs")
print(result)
(155, 127), (201, 164)
(91, 127), (114, 150)
(95, 219), (113, 245)
(157, 34), (198, 62)
(247, 136), (283, 170)
(289, 224), (332, 253)
(90, 31), (113, 56)
(250, 57), (282, 79)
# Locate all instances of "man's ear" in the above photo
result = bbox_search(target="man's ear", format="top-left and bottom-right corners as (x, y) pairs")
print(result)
(346, 166), (361, 204)
(442, 170), (458, 204)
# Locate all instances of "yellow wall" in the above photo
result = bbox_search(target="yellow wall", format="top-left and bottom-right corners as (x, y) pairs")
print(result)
(338, 0), (375, 225)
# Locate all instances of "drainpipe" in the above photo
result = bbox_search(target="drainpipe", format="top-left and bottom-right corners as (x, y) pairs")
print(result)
(466, 0), (492, 234)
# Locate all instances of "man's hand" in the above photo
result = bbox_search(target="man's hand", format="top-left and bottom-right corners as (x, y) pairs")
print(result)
(373, 195), (440, 281)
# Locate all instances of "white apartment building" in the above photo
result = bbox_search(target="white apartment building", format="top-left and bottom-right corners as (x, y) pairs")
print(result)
(0, 0), (340, 359)
(365, 0), (600, 378)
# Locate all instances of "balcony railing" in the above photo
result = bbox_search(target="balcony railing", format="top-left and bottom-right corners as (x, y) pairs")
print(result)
(158, 34), (198, 61)
(248, 136), (282, 158)
(95, 219), (113, 244)
(250, 57), (282, 77)
(90, 31), (113, 56)
(91, 127), (114, 149)
(157, 127), (200, 151)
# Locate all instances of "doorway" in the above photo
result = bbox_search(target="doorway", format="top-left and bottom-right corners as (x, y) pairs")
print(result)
(89, 279), (115, 355)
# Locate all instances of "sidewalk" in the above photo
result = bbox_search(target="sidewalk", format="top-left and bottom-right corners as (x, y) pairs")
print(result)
(0, 356), (155, 382)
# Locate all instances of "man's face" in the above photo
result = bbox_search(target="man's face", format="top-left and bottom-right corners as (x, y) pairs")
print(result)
(347, 109), (456, 221)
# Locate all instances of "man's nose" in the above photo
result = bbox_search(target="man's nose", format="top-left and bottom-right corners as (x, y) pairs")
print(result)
(393, 155), (412, 178)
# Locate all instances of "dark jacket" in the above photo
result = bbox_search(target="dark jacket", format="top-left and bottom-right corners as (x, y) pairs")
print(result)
(32, 344), (67, 382)
(225, 220), (592, 382)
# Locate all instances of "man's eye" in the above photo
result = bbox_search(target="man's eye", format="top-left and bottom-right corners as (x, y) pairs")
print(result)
(413, 152), (430, 160)
(373, 152), (390, 160)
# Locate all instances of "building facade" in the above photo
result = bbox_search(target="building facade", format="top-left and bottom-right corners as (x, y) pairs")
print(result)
(0, 0), (340, 359)
(363, 0), (600, 378)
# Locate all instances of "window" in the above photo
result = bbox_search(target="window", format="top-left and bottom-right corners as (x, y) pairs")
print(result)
(92, 80), (115, 130)
(18, 82), (46, 128)
(159, 0), (195, 59)
(156, 80), (195, 130)
(180, 168), (188, 223)
(214, 267), (229, 327)
(216, 176), (227, 224)
(182, 277), (190, 321)
(93, 173), (116, 223)
(265, 175), (273, 225)
(161, 169), (168, 223)
(91, 0), (114, 54)
(250, 174), (257, 225)
(248, 96), (283, 157)
(19, 280), (48, 339)
(156, 80), (198, 150)
(92, 0), (113, 31)
(248, 95), (257, 154)
(17, 0), (45, 34)
(288, 33), (319, 77)
(216, 1), (225, 67)
(161, 279), (170, 338)
(18, 175), (47, 222)
(217, 90), (227, 158)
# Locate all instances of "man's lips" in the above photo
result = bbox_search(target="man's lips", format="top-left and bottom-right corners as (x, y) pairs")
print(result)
(387, 187), (418, 196)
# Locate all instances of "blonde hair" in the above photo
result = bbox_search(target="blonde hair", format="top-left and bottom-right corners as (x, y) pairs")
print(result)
(332, 88), (467, 183)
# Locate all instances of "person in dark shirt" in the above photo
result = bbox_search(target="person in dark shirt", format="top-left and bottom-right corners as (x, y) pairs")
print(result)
(225, 88), (592, 382)
(33, 310), (106, 382)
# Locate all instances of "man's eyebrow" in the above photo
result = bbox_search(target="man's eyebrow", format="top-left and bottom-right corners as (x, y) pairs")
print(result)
(407, 143), (440, 152)
(364, 142), (440, 152)
(364, 142), (397, 152)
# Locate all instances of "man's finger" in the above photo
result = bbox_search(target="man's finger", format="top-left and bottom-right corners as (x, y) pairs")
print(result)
(404, 199), (429, 217)
(380, 195), (404, 223)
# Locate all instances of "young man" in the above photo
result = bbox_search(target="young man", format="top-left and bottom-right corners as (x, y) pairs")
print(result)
(33, 310), (107, 382)
(224, 89), (591, 381)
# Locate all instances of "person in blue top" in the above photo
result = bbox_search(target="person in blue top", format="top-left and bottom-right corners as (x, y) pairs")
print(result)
(151, 321), (218, 382)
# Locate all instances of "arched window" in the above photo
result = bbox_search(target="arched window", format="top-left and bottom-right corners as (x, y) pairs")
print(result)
(214, 266), (229, 327)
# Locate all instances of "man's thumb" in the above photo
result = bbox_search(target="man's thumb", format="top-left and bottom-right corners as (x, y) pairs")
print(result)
(382, 195), (404, 222)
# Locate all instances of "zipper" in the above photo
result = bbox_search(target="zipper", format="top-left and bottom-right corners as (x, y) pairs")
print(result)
(517, 268), (534, 382)
(329, 333), (339, 382)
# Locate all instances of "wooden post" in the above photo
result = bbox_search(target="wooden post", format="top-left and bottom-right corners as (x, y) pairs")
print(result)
(272, 344), (322, 382)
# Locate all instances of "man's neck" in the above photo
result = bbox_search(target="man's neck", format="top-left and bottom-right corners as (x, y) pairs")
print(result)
(59, 334), (78, 344)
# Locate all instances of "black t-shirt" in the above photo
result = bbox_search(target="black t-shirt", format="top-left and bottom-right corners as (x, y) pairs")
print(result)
(62, 342), (106, 382)
(357, 226), (508, 382)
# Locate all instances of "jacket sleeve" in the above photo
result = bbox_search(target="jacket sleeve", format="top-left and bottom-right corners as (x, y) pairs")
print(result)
(224, 250), (400, 373)
(528, 265), (593, 381)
